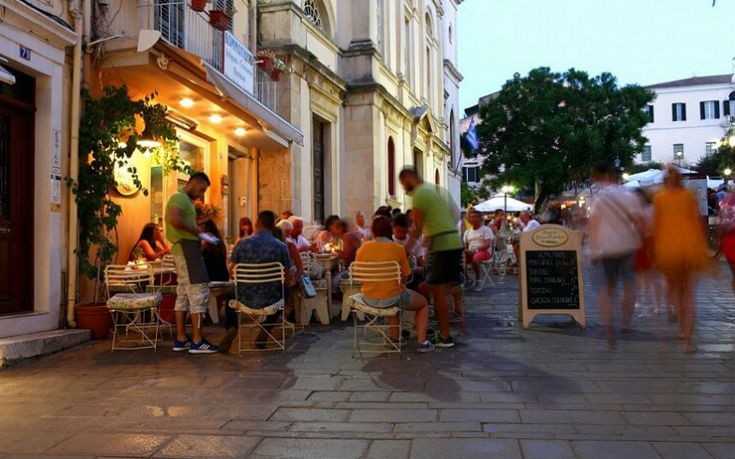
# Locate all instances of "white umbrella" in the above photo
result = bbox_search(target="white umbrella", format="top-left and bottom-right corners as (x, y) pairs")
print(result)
(474, 196), (531, 213)
(623, 180), (641, 189)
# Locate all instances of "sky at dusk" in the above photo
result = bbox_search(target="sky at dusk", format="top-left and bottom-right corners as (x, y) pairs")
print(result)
(457, 0), (735, 114)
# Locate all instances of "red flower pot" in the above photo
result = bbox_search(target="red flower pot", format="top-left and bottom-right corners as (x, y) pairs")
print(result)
(270, 68), (282, 82)
(209, 10), (231, 31)
(75, 304), (112, 340)
(190, 0), (207, 12)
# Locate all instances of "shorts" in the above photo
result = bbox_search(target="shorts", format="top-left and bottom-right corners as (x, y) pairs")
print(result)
(425, 249), (463, 285)
(364, 289), (412, 309)
(594, 252), (635, 289)
(173, 253), (210, 314)
(470, 250), (492, 263)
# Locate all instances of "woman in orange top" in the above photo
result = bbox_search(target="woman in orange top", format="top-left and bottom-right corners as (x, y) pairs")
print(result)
(354, 216), (434, 352)
(653, 166), (708, 353)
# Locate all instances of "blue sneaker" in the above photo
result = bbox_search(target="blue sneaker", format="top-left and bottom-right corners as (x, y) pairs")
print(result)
(172, 336), (192, 352)
(418, 340), (435, 353)
(188, 339), (218, 354)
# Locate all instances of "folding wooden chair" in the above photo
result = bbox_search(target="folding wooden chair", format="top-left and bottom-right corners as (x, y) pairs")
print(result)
(347, 261), (403, 356)
(229, 262), (287, 353)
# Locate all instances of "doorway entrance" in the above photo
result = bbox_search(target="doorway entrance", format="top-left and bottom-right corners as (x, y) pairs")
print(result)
(0, 70), (35, 314)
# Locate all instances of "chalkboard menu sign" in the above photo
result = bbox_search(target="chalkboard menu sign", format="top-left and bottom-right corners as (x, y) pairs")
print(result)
(525, 250), (580, 310)
(519, 225), (586, 329)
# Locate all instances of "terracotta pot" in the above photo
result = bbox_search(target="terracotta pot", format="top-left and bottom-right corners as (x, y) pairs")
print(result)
(257, 55), (272, 70)
(209, 10), (231, 31)
(270, 68), (281, 82)
(190, 0), (207, 12)
(75, 304), (112, 340)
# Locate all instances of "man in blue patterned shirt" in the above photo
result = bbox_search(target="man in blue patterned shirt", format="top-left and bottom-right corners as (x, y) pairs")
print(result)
(230, 210), (294, 307)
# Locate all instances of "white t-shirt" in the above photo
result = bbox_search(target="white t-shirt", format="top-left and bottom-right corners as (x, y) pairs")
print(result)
(523, 219), (541, 232)
(589, 184), (643, 257)
(393, 235), (425, 260)
(463, 226), (494, 252)
(292, 234), (311, 251)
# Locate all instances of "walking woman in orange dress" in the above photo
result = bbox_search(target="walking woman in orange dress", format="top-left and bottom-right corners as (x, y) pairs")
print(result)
(652, 166), (708, 353)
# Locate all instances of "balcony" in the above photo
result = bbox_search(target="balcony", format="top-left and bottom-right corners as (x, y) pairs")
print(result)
(154, 3), (226, 72)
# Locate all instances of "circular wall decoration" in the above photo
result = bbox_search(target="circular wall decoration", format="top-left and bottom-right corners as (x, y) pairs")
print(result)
(113, 162), (138, 196)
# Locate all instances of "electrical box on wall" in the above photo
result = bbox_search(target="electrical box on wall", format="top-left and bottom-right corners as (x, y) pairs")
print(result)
(239, 196), (247, 207)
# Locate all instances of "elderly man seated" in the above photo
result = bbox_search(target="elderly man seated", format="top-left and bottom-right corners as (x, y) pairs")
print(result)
(223, 210), (295, 350)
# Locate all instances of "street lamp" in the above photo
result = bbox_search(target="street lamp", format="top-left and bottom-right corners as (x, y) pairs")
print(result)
(501, 184), (515, 212)
(725, 167), (732, 177)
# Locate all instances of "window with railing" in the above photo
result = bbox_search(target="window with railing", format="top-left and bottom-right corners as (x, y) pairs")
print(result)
(256, 68), (277, 112)
(155, 1), (185, 47)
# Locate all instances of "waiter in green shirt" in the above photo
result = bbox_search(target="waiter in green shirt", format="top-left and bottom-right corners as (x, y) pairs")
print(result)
(399, 167), (463, 348)
(165, 172), (218, 354)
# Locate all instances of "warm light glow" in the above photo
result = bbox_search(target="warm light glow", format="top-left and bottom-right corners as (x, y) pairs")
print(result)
(622, 173), (630, 181)
(725, 168), (732, 176)
(729, 136), (735, 147)
(179, 97), (195, 108)
(137, 139), (161, 149)
(143, 150), (152, 159)
(501, 185), (515, 194)
(234, 127), (247, 137)
(209, 114), (223, 124)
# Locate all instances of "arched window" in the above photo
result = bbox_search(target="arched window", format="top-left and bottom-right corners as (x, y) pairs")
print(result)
(435, 168), (440, 185)
(426, 46), (431, 101)
(448, 25), (452, 44)
(449, 110), (456, 167)
(388, 137), (396, 196)
(424, 12), (433, 37)
(303, 0), (331, 33)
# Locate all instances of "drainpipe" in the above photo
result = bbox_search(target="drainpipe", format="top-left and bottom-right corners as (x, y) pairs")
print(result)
(248, 0), (257, 53)
(66, 0), (88, 327)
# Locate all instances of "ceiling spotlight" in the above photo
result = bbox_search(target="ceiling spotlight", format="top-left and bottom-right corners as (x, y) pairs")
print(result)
(234, 127), (247, 137)
(209, 114), (223, 124)
(179, 97), (195, 108)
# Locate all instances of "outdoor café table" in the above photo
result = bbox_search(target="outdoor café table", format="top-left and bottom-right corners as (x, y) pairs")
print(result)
(145, 281), (233, 325)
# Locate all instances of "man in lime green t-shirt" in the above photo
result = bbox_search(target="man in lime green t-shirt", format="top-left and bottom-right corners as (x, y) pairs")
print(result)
(399, 167), (462, 348)
(165, 172), (218, 354)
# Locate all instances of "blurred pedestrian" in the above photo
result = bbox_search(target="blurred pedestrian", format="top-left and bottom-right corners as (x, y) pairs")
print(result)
(462, 209), (494, 291)
(719, 185), (735, 294)
(631, 189), (662, 317)
(589, 163), (644, 344)
(399, 167), (462, 348)
(653, 166), (708, 353)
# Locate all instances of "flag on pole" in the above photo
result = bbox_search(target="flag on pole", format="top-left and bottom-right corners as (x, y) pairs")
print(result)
(466, 119), (479, 151)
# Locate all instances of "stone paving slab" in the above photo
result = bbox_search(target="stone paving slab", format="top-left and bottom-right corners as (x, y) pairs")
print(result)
(0, 257), (733, 458)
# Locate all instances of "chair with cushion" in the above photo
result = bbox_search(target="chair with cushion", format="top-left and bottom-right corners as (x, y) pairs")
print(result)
(347, 261), (403, 356)
(229, 262), (287, 353)
(104, 264), (161, 351)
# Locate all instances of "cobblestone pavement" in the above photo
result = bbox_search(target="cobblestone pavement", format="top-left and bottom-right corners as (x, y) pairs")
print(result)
(1, 259), (733, 459)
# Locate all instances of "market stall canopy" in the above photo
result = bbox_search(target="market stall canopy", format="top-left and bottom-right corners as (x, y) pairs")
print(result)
(623, 166), (695, 188)
(473, 196), (532, 213)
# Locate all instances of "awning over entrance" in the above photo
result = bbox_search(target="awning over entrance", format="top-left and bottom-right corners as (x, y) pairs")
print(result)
(100, 40), (302, 150)
(203, 62), (303, 147)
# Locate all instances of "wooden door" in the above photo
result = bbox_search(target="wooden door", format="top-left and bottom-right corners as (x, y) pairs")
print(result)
(0, 102), (34, 314)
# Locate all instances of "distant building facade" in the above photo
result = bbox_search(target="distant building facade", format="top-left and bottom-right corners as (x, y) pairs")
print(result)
(640, 74), (735, 166)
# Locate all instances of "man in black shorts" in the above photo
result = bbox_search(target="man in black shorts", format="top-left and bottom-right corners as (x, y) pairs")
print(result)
(399, 168), (463, 347)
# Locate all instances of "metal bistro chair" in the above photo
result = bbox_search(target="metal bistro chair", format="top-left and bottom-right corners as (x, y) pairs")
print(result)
(347, 261), (403, 356)
(229, 262), (287, 353)
(104, 264), (162, 351)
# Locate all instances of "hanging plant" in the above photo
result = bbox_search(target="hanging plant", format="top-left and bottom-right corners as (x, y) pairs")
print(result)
(256, 49), (292, 81)
(67, 85), (189, 282)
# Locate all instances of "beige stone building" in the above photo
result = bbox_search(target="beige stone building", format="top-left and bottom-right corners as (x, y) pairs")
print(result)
(258, 0), (463, 224)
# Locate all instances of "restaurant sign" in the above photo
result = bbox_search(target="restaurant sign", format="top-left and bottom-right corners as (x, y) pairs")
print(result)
(223, 31), (254, 94)
(531, 227), (568, 247)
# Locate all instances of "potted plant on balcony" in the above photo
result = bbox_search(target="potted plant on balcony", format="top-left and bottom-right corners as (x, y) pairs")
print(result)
(256, 49), (291, 82)
(190, 0), (208, 12)
(68, 85), (188, 338)
(209, 5), (236, 31)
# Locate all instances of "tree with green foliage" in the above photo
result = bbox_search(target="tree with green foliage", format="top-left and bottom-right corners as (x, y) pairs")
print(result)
(470, 67), (654, 211)
(695, 139), (735, 177)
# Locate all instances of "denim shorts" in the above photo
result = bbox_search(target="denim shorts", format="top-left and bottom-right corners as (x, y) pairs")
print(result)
(363, 289), (412, 309)
(594, 252), (636, 289)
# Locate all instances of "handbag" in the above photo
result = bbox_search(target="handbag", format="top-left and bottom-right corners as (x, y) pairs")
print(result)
(299, 275), (317, 298)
